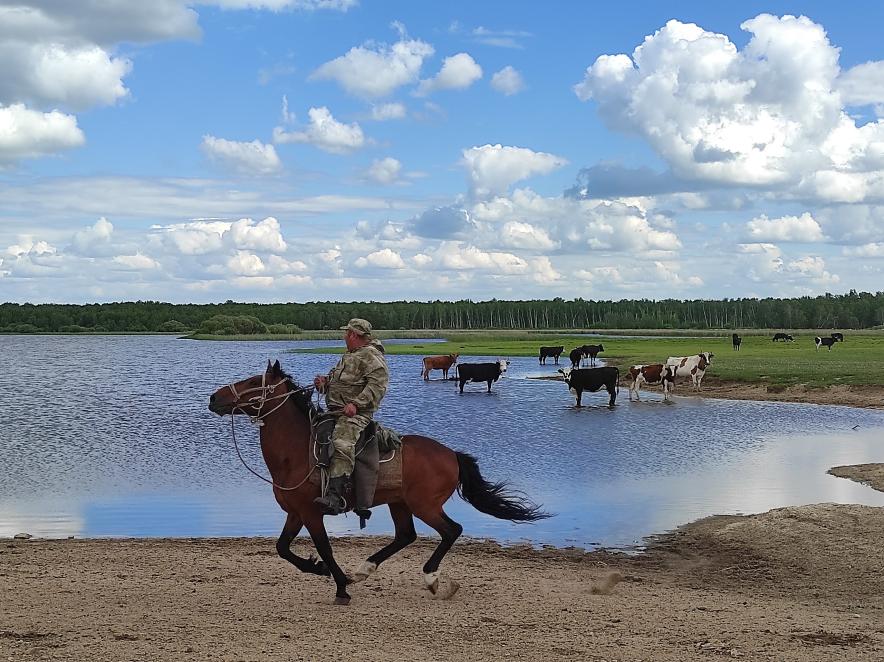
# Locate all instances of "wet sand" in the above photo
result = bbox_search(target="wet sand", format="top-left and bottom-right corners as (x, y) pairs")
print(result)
(829, 463), (884, 491)
(3, 503), (884, 661)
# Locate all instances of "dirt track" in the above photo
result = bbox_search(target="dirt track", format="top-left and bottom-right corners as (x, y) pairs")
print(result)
(3, 503), (884, 661)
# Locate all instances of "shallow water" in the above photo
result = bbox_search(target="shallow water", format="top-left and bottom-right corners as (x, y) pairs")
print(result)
(1, 335), (882, 548)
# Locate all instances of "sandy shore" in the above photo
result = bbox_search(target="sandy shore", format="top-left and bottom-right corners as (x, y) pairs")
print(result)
(829, 463), (884, 491)
(3, 503), (884, 661)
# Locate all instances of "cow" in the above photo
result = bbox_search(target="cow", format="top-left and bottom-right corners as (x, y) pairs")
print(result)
(665, 352), (713, 391)
(539, 346), (565, 365)
(831, 332), (845, 342)
(558, 367), (619, 407)
(626, 364), (676, 401)
(732, 333), (742, 351)
(569, 347), (583, 369)
(456, 359), (509, 393)
(421, 353), (458, 380)
(581, 344), (604, 366)
(815, 336), (837, 351)
(772, 333), (794, 342)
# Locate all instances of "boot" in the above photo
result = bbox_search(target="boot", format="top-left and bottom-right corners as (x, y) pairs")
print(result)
(314, 475), (348, 515)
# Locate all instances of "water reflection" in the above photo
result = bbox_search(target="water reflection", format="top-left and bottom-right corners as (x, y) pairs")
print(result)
(1, 335), (883, 548)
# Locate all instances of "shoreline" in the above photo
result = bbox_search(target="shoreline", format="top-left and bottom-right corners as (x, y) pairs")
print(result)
(3, 502), (883, 661)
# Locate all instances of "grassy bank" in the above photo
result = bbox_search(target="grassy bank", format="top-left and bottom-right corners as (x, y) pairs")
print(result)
(290, 330), (884, 388)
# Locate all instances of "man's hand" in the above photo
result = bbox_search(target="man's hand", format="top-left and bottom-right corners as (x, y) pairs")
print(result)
(343, 403), (357, 417)
(313, 375), (327, 391)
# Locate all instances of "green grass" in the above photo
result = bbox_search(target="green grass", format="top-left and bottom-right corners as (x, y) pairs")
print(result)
(291, 331), (884, 388)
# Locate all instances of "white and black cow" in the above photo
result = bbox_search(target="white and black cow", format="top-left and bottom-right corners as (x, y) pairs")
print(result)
(456, 359), (509, 393)
(558, 366), (619, 407)
(626, 364), (675, 401)
(665, 352), (713, 391)
(831, 332), (844, 343)
(815, 336), (837, 351)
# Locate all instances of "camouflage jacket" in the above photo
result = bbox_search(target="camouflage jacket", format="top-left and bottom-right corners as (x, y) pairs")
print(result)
(324, 340), (389, 416)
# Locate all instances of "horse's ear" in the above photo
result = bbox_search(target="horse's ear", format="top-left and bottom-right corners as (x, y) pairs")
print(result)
(266, 359), (272, 372)
(272, 359), (282, 376)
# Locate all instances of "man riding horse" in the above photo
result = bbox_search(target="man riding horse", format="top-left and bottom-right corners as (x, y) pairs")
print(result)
(313, 318), (389, 515)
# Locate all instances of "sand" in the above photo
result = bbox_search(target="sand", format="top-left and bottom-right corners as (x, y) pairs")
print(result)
(829, 463), (884, 492)
(3, 502), (884, 661)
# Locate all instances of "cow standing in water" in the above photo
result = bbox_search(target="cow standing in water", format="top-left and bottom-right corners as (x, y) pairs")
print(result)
(568, 347), (583, 369)
(626, 364), (675, 401)
(732, 333), (742, 350)
(539, 346), (564, 365)
(421, 353), (458, 380)
(581, 344), (604, 366)
(558, 367), (619, 407)
(456, 360), (509, 393)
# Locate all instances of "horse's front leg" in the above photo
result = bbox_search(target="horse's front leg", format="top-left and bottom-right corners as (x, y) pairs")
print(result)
(304, 512), (351, 605)
(276, 512), (329, 576)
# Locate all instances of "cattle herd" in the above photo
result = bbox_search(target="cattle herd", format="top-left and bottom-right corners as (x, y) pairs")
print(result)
(421, 330), (846, 407)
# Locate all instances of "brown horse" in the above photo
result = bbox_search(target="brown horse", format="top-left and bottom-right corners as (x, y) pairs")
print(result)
(208, 360), (548, 605)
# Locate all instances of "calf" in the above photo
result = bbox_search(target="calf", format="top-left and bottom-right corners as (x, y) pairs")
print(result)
(626, 364), (675, 401)
(581, 344), (604, 366)
(456, 359), (509, 393)
(421, 353), (458, 380)
(831, 332), (844, 342)
(569, 347), (583, 369)
(539, 345), (564, 365)
(558, 366), (619, 407)
(665, 352), (713, 391)
(815, 336), (837, 351)
(732, 333), (741, 351)
(772, 333), (794, 342)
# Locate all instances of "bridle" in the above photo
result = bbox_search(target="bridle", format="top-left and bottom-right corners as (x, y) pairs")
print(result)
(225, 373), (320, 491)
(227, 372), (313, 426)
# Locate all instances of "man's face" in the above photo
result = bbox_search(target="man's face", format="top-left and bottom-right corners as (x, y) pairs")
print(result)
(344, 329), (358, 350)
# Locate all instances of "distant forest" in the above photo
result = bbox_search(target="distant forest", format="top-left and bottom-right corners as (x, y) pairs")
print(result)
(2, 291), (884, 333)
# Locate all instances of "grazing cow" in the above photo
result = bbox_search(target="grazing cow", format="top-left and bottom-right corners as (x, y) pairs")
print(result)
(539, 345), (565, 365)
(456, 359), (509, 393)
(772, 333), (794, 342)
(732, 333), (742, 351)
(558, 367), (619, 407)
(581, 344), (605, 366)
(421, 353), (458, 380)
(665, 352), (713, 391)
(569, 347), (583, 369)
(815, 336), (837, 351)
(626, 364), (676, 401)
(831, 332), (845, 342)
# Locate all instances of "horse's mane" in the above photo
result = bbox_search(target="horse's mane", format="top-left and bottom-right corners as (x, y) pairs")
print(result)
(276, 366), (318, 418)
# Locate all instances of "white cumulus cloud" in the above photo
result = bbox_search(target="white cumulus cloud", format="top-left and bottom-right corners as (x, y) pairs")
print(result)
(113, 253), (160, 270)
(490, 66), (525, 95)
(200, 135), (282, 175)
(355, 248), (406, 269)
(838, 60), (884, 106)
(462, 144), (567, 197)
(0, 103), (84, 163)
(365, 157), (402, 185)
(745, 212), (825, 242)
(273, 106), (365, 153)
(416, 53), (482, 96)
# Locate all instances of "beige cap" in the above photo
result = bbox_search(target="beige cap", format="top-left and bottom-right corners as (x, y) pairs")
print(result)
(340, 318), (373, 336)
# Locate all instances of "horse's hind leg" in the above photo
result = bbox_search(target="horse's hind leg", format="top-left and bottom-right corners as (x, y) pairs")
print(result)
(276, 513), (329, 576)
(303, 513), (351, 605)
(413, 508), (463, 597)
(353, 503), (417, 582)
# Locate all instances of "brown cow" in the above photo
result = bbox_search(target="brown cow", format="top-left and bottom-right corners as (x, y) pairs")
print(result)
(421, 353), (459, 380)
(626, 364), (675, 401)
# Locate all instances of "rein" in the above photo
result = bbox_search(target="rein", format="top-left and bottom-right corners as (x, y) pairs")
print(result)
(227, 375), (319, 492)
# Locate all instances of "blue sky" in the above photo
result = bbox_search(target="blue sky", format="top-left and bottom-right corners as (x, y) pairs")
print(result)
(3, 1), (884, 303)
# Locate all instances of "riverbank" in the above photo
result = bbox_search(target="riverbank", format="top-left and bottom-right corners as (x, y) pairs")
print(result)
(3, 503), (883, 661)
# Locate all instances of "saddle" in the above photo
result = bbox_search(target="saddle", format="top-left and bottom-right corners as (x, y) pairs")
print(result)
(309, 413), (403, 527)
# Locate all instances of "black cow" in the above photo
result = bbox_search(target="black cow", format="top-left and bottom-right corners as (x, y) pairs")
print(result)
(815, 336), (837, 351)
(558, 367), (619, 407)
(569, 347), (583, 369)
(732, 333), (742, 350)
(539, 345), (564, 365)
(831, 332), (844, 342)
(772, 333), (794, 342)
(456, 359), (509, 393)
(581, 344), (604, 366)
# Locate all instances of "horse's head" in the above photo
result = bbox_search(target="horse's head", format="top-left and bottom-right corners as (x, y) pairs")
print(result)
(208, 359), (290, 418)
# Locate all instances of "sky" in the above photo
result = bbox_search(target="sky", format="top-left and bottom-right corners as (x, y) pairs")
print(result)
(3, 1), (884, 304)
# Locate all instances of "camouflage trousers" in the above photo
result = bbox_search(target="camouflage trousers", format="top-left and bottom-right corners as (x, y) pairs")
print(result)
(329, 414), (372, 479)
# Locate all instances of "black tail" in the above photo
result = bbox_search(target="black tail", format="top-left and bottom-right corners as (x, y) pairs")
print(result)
(455, 452), (550, 522)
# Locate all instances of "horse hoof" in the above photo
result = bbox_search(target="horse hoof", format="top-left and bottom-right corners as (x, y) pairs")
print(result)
(334, 595), (351, 606)
(352, 561), (377, 583)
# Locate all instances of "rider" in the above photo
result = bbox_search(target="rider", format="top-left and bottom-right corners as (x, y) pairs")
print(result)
(313, 318), (389, 515)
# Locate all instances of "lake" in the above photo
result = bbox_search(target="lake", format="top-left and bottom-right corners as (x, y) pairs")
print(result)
(2, 335), (883, 549)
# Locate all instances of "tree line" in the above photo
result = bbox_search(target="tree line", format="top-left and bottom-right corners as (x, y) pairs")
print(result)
(2, 291), (883, 333)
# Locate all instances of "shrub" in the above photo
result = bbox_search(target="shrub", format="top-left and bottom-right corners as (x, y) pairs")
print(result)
(159, 319), (189, 333)
(197, 314), (268, 335)
(267, 323), (303, 335)
(59, 325), (90, 333)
